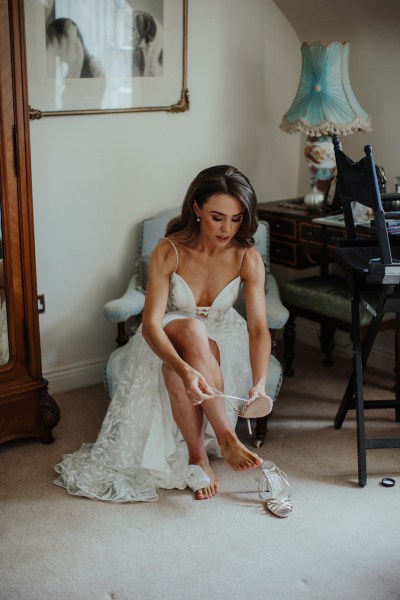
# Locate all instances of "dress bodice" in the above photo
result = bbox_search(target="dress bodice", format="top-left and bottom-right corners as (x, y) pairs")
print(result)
(167, 272), (241, 320)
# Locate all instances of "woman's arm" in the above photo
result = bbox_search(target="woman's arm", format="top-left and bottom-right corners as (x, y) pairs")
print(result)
(142, 240), (185, 373)
(241, 247), (272, 397)
(141, 240), (212, 401)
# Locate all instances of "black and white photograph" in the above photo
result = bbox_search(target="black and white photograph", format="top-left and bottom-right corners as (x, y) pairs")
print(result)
(24, 0), (188, 115)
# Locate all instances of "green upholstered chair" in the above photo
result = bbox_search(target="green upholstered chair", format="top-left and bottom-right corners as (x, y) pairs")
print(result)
(102, 206), (289, 447)
(280, 272), (398, 375)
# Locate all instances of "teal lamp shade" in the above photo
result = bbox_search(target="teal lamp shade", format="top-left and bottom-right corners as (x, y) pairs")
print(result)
(281, 42), (371, 136)
(281, 42), (371, 207)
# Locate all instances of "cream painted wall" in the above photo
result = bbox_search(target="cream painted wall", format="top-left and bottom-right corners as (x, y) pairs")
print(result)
(29, 0), (301, 392)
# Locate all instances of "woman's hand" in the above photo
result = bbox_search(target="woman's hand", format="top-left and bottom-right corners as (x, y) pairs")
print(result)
(181, 367), (214, 405)
(248, 384), (267, 400)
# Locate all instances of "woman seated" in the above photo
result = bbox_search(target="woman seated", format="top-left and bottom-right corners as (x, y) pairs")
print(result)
(54, 165), (273, 502)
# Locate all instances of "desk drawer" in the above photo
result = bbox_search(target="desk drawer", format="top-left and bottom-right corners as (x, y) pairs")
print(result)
(270, 240), (296, 266)
(326, 227), (346, 246)
(301, 222), (347, 248)
(300, 223), (323, 243)
(268, 217), (296, 239)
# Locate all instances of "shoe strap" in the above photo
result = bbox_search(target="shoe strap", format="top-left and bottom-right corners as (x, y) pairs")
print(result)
(208, 387), (247, 404)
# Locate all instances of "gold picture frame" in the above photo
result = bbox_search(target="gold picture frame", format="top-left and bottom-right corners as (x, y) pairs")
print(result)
(24, 0), (189, 119)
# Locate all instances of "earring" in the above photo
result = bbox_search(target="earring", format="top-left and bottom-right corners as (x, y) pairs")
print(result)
(196, 217), (200, 222)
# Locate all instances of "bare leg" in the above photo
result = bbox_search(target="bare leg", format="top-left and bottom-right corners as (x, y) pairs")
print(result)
(164, 319), (262, 492)
(162, 363), (218, 500)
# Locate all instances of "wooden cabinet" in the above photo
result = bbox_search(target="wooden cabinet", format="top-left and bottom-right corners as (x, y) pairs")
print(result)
(0, 0), (60, 444)
(258, 199), (346, 270)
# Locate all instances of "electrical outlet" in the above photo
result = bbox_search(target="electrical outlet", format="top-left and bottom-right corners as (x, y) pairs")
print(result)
(37, 294), (45, 314)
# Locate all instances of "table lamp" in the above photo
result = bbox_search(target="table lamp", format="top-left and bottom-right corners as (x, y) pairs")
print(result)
(280, 41), (371, 208)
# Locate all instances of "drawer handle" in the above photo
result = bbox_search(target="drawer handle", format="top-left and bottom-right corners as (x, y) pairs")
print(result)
(275, 223), (281, 230)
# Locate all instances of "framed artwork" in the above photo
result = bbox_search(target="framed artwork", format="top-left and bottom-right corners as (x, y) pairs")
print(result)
(24, 0), (189, 118)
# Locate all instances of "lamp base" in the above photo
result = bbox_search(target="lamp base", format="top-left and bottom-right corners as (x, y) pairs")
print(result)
(304, 135), (336, 193)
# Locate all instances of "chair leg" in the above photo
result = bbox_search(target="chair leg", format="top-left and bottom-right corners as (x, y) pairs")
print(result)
(320, 321), (335, 366)
(334, 370), (355, 429)
(253, 415), (271, 448)
(335, 287), (389, 430)
(283, 315), (295, 376)
(352, 297), (368, 488)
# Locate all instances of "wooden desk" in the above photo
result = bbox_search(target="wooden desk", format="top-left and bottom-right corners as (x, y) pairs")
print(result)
(257, 198), (346, 273)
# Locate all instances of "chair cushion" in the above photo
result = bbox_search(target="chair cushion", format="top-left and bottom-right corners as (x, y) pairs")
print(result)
(281, 274), (395, 325)
(136, 206), (180, 291)
(254, 220), (270, 274)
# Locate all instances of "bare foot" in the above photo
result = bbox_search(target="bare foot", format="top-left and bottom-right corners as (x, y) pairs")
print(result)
(219, 432), (263, 471)
(191, 458), (219, 500)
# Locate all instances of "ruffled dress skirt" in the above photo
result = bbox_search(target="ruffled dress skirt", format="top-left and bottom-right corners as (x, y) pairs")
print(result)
(54, 306), (278, 502)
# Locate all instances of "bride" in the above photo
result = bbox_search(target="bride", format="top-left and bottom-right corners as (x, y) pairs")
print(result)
(54, 165), (274, 502)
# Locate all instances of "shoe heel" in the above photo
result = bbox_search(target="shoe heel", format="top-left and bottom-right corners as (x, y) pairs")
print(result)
(246, 419), (252, 436)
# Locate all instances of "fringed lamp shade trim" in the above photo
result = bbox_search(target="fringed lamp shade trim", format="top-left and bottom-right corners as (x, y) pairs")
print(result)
(280, 42), (371, 136)
(281, 115), (371, 137)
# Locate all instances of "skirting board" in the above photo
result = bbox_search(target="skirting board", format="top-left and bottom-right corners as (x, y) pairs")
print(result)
(44, 358), (106, 394)
(292, 319), (395, 375)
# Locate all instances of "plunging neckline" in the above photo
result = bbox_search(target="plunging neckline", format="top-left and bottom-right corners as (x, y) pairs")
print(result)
(173, 272), (241, 309)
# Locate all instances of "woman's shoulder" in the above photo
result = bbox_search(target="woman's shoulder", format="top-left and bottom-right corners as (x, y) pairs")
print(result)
(150, 237), (179, 273)
(241, 244), (263, 263)
(240, 245), (265, 278)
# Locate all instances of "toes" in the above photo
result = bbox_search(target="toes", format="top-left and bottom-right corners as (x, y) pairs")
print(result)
(195, 485), (216, 500)
(241, 457), (262, 470)
(207, 485), (217, 497)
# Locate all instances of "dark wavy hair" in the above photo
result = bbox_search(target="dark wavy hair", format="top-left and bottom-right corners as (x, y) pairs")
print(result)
(166, 165), (258, 246)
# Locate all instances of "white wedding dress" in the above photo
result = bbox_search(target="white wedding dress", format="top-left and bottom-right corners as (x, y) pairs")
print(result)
(54, 246), (276, 502)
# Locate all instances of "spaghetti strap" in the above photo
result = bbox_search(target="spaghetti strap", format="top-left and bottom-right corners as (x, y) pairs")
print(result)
(164, 237), (179, 272)
(238, 248), (249, 277)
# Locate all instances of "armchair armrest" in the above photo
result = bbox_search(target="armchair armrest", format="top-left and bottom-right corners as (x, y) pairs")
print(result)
(103, 273), (145, 324)
(266, 273), (290, 330)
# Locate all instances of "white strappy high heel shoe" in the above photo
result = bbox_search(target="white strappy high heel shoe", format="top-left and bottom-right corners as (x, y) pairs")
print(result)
(258, 460), (293, 518)
(208, 387), (273, 435)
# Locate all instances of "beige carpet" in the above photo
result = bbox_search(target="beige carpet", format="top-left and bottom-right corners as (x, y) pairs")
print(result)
(1, 343), (400, 600)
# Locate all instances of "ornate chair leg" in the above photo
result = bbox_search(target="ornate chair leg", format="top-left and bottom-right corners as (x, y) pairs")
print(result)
(320, 320), (335, 366)
(283, 315), (295, 376)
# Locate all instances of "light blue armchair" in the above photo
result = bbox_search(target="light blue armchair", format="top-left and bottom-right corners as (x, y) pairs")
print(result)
(103, 206), (289, 447)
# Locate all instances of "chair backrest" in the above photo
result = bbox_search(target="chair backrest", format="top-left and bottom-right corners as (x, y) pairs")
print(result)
(135, 206), (270, 292)
(333, 135), (393, 265)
